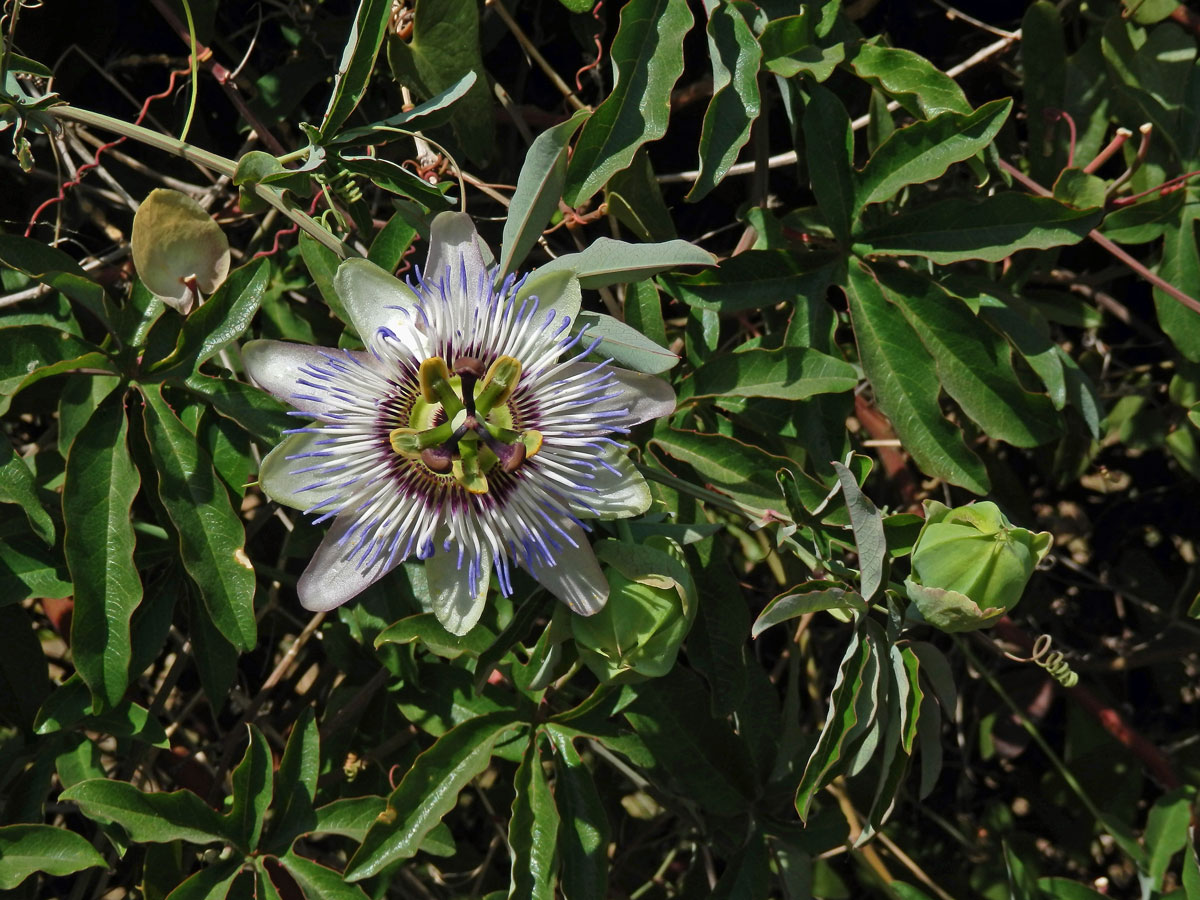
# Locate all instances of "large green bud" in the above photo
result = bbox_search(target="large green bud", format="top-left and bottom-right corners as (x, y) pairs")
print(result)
(571, 536), (697, 683)
(905, 500), (1052, 633)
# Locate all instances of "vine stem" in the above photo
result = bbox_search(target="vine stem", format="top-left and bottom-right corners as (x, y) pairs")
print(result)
(45, 104), (356, 259)
(956, 637), (1146, 864)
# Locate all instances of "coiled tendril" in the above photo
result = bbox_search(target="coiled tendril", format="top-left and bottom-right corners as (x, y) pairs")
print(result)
(1026, 634), (1079, 688)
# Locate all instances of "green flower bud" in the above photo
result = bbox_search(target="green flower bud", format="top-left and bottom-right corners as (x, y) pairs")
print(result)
(572, 537), (697, 683)
(905, 500), (1052, 633)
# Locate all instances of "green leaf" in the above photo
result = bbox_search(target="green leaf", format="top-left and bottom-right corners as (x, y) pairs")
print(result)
(60, 779), (229, 845)
(140, 385), (257, 652)
(563, 0), (694, 206)
(795, 621), (872, 820)
(223, 725), (273, 852)
(0, 532), (72, 604)
(573, 311), (678, 374)
(538, 237), (715, 290)
(760, 12), (844, 81)
(853, 194), (1103, 263)
(832, 460), (887, 600)
(846, 41), (971, 118)
(182, 374), (293, 446)
(345, 711), (523, 880)
(58, 373), (121, 458)
(855, 98), (1012, 208)
(687, 3), (762, 202)
(500, 111), (591, 277)
(1035, 877), (1112, 900)
(1155, 212), (1200, 362)
(268, 708), (320, 852)
(890, 885), (936, 900)
(1021, 3), (1069, 185)
(152, 258), (270, 376)
(64, 391), (143, 710)
(329, 71), (478, 147)
(159, 857), (242, 900)
(386, 0), (495, 165)
(0, 824), (108, 890)
(337, 153), (455, 208)
(508, 733), (560, 900)
(752, 581), (867, 637)
(711, 827), (769, 900)
(33, 675), (167, 745)
(0, 236), (114, 335)
(298, 232), (351, 325)
(650, 425), (795, 511)
(319, 0), (394, 139)
(660, 249), (837, 314)
(874, 266), (1063, 447)
(803, 84), (856, 243)
(1053, 167), (1106, 210)
(0, 325), (103, 416)
(605, 149), (677, 242)
(281, 852), (370, 900)
(0, 606), (51, 730)
(623, 666), (758, 815)
(682, 347), (857, 403)
(375, 613), (497, 659)
(311, 796), (387, 841)
(1145, 787), (1194, 888)
(0, 437), (54, 545)
(844, 261), (988, 493)
(546, 728), (610, 900)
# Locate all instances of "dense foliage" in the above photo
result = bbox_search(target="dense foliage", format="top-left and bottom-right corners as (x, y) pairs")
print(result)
(1, 0), (1198, 898)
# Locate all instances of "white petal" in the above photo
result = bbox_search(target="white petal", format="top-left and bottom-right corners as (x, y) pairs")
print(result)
(425, 212), (490, 294)
(567, 449), (652, 520)
(258, 432), (320, 510)
(333, 258), (423, 341)
(553, 362), (676, 428)
(242, 339), (371, 415)
(297, 517), (400, 612)
(526, 522), (609, 615)
(425, 529), (492, 635)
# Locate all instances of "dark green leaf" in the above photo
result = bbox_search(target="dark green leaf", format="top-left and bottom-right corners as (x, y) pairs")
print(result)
(660, 250), (837, 314)
(752, 581), (867, 637)
(795, 622), (871, 820)
(803, 84), (856, 243)
(650, 425), (796, 510)
(539, 238), (715, 290)
(281, 852), (370, 900)
(157, 856), (241, 899)
(0, 531), (72, 604)
(182, 374), (293, 446)
(299, 232), (351, 326)
(319, 0), (394, 139)
(0, 437), (54, 545)
(855, 99), (1012, 208)
(330, 72), (478, 146)
(0, 824), (107, 890)
(0, 325), (103, 416)
(1145, 787), (1194, 887)
(854, 194), (1103, 263)
(844, 261), (988, 493)
(508, 733), (560, 900)
(874, 266), (1063, 447)
(546, 728), (610, 900)
(683, 346), (857, 403)
(153, 258), (270, 376)
(1155, 212), (1200, 362)
(268, 709), (319, 852)
(687, 3), (761, 202)
(500, 111), (591, 277)
(846, 42), (971, 117)
(0, 605), (51, 730)
(386, 0), (495, 165)
(60, 779), (229, 845)
(345, 711), (523, 879)
(375, 613), (497, 659)
(563, 0), (694, 205)
(1053, 168), (1106, 210)
(337, 153), (455, 209)
(711, 827), (769, 900)
(223, 725), (273, 852)
(140, 385), (257, 652)
(0, 236), (114, 336)
(1021, 2), (1069, 184)
(623, 666), (757, 815)
(311, 796), (387, 841)
(64, 391), (143, 709)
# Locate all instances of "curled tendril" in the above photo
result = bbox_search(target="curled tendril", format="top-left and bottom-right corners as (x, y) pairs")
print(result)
(329, 169), (364, 206)
(1027, 634), (1079, 688)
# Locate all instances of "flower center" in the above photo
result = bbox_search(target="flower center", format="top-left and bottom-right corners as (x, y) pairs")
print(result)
(388, 354), (543, 494)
